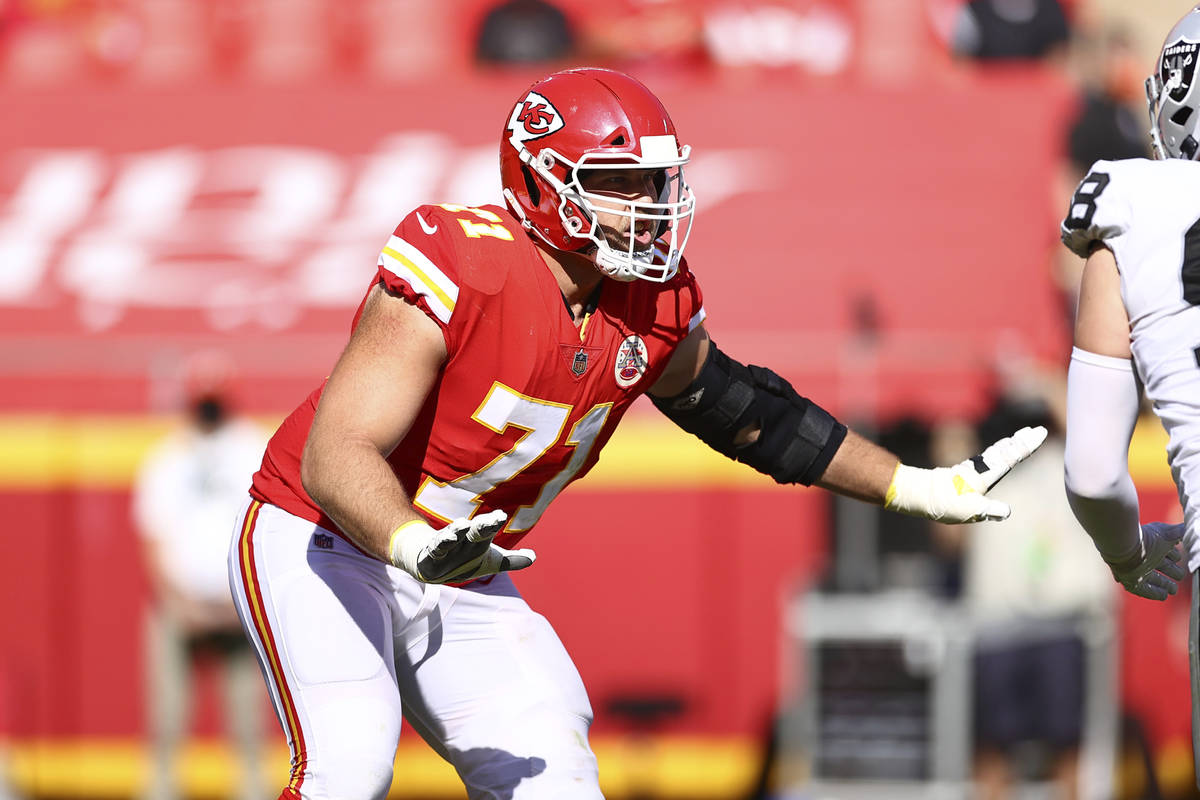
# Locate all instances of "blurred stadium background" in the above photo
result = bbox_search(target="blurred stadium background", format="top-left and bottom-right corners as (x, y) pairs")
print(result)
(1, 0), (1197, 798)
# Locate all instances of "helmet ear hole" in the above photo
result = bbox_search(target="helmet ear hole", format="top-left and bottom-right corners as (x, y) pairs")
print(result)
(1183, 135), (1199, 160)
(521, 166), (541, 207)
(1173, 106), (1195, 125)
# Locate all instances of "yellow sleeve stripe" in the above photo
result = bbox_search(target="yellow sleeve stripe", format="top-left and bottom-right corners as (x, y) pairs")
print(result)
(379, 236), (459, 325)
(688, 306), (707, 333)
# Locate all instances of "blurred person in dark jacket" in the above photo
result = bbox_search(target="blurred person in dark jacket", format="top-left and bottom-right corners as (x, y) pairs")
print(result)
(1065, 27), (1151, 174)
(951, 0), (1070, 62)
(1053, 25), (1152, 339)
(474, 0), (576, 65)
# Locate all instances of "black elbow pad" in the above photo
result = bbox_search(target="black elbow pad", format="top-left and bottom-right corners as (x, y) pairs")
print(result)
(650, 343), (846, 485)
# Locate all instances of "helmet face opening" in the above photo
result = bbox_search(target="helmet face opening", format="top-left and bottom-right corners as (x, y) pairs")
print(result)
(499, 69), (697, 282)
(547, 145), (695, 283)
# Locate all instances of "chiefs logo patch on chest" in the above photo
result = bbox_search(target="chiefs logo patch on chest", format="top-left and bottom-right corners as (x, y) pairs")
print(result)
(614, 335), (649, 389)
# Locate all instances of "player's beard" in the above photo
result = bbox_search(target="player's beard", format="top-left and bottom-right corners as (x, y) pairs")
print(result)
(598, 224), (654, 258)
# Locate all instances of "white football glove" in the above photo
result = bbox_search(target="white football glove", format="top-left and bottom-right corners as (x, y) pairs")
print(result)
(1105, 522), (1187, 601)
(388, 509), (536, 584)
(884, 426), (1048, 523)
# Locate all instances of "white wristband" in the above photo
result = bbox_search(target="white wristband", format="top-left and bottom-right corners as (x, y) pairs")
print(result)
(388, 518), (435, 577)
(884, 462), (1009, 523)
(884, 463), (940, 517)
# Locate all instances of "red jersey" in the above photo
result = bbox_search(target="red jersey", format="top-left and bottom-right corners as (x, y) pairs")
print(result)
(251, 203), (705, 550)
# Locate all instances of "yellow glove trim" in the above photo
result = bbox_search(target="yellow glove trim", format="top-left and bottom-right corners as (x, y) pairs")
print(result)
(388, 518), (434, 572)
(884, 463), (902, 509)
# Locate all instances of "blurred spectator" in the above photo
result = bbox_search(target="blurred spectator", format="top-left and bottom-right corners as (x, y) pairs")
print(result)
(0, 0), (143, 82)
(567, 0), (855, 75)
(950, 0), (1071, 61)
(474, 0), (575, 65)
(80, 0), (144, 76)
(0, 759), (16, 800)
(1052, 25), (1151, 340)
(1064, 27), (1151, 175)
(933, 369), (1112, 800)
(701, 0), (853, 74)
(570, 0), (707, 71)
(0, 679), (17, 800)
(0, 0), (870, 82)
(133, 352), (268, 800)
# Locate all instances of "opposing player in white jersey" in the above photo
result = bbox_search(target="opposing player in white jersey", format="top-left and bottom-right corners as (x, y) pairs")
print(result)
(1060, 3), (1200, 778)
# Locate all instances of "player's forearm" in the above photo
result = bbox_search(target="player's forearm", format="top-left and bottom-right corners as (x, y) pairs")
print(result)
(1064, 473), (1142, 563)
(831, 426), (1045, 523)
(1063, 348), (1143, 562)
(814, 429), (898, 504)
(301, 432), (422, 562)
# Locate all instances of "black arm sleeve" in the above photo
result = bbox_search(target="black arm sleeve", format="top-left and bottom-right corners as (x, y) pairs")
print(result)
(649, 341), (847, 485)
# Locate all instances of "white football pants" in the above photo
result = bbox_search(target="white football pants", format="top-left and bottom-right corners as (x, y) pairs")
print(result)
(227, 499), (603, 800)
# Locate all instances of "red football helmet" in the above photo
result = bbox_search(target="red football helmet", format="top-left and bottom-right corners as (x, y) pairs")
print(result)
(500, 68), (696, 283)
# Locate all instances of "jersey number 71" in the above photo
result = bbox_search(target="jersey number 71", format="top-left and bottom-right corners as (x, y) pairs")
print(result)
(411, 382), (612, 533)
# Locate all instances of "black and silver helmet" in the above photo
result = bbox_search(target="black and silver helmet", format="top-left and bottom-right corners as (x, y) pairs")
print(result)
(1148, 6), (1200, 160)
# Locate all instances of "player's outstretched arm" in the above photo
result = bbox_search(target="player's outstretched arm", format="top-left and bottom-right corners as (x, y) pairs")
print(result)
(866, 425), (1048, 523)
(301, 283), (534, 582)
(650, 325), (1047, 522)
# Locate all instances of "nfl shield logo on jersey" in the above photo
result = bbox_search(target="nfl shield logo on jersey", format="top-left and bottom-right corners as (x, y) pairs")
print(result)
(614, 335), (649, 389)
(1163, 39), (1199, 102)
(560, 343), (598, 378)
(571, 349), (589, 376)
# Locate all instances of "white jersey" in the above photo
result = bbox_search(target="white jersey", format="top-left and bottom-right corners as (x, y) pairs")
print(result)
(1062, 157), (1200, 568)
(135, 418), (269, 602)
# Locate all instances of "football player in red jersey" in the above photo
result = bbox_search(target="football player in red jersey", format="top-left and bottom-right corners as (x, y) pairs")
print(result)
(230, 68), (1048, 799)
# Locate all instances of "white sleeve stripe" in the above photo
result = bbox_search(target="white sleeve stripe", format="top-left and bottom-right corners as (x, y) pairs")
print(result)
(687, 307), (706, 333)
(384, 236), (459, 303)
(379, 238), (459, 325)
(379, 248), (455, 324)
(1071, 346), (1134, 371)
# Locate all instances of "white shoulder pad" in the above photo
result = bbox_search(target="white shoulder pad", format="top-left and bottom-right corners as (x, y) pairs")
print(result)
(1060, 160), (1131, 258)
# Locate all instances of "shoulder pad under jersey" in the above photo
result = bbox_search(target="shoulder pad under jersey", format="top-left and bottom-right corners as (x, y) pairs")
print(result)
(377, 204), (524, 326)
(1060, 159), (1137, 258)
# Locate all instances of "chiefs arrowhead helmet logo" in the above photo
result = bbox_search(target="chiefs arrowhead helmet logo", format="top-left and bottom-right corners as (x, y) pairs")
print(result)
(518, 101), (554, 134)
(507, 91), (564, 149)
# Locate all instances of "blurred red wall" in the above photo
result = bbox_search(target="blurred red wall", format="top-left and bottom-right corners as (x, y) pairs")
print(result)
(0, 71), (1075, 420)
(8, 65), (1190, 780)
